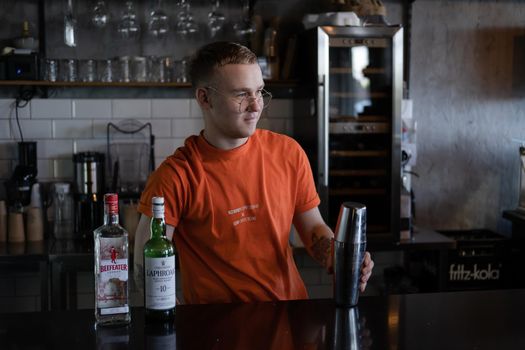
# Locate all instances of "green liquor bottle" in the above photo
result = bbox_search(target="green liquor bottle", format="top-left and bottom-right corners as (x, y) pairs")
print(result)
(144, 196), (176, 322)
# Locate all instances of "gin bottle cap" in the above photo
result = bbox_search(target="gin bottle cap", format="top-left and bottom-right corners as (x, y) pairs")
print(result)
(104, 193), (119, 213)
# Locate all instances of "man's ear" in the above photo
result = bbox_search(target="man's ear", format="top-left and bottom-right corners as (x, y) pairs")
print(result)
(195, 87), (211, 109)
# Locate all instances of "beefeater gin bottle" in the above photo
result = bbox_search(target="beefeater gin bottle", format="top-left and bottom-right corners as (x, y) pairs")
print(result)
(94, 193), (131, 326)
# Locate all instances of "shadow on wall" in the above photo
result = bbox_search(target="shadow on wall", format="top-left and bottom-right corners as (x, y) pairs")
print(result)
(466, 27), (525, 99)
(413, 129), (514, 233)
(512, 34), (525, 96)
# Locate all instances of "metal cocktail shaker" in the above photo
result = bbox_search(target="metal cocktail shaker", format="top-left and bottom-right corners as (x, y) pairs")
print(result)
(333, 202), (367, 307)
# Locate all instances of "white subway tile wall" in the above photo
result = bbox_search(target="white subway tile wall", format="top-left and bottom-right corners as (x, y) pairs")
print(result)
(92, 119), (113, 139)
(31, 99), (72, 119)
(112, 99), (151, 119)
(53, 120), (93, 138)
(0, 97), (313, 312)
(0, 94), (301, 185)
(0, 120), (10, 139)
(0, 99), (30, 119)
(0, 97), (303, 183)
(72, 99), (112, 119)
(137, 119), (172, 138)
(171, 118), (205, 138)
(18, 120), (53, 139)
(151, 99), (190, 119)
(37, 140), (74, 159)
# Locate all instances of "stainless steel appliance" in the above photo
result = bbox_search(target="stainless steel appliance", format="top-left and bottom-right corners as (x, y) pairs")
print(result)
(296, 26), (403, 242)
(73, 151), (105, 240)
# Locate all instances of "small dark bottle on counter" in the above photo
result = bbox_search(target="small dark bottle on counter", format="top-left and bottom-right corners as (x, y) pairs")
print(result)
(144, 196), (176, 322)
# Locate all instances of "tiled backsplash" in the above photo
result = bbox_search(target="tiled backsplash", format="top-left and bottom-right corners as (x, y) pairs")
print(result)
(0, 97), (303, 197)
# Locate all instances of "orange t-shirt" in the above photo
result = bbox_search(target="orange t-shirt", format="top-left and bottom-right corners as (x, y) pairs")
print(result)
(138, 129), (320, 304)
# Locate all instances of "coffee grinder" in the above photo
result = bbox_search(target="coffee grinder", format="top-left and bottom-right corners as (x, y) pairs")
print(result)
(4, 142), (38, 209)
(73, 152), (105, 241)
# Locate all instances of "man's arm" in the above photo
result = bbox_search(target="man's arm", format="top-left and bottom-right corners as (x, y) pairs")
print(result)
(293, 207), (334, 272)
(133, 214), (175, 294)
(293, 207), (374, 292)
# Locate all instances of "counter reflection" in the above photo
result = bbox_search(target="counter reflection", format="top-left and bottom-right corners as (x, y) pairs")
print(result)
(176, 300), (374, 350)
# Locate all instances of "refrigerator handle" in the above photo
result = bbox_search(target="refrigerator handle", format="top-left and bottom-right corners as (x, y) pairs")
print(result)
(318, 74), (329, 188)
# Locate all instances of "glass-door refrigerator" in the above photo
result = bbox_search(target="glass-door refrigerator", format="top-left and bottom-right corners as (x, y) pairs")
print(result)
(295, 26), (403, 243)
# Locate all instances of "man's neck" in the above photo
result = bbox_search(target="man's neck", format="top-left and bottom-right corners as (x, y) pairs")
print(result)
(202, 130), (249, 150)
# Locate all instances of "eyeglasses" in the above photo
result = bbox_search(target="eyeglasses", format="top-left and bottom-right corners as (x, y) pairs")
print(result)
(205, 86), (272, 113)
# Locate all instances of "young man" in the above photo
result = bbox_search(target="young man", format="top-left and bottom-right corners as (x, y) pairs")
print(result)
(134, 41), (374, 304)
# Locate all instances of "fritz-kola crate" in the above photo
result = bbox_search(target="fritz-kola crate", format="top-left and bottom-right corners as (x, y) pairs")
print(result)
(437, 230), (510, 291)
(406, 229), (510, 292)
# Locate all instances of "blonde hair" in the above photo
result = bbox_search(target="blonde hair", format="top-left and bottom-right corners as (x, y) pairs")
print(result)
(189, 41), (257, 87)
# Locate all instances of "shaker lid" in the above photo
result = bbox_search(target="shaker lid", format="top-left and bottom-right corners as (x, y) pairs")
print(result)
(334, 202), (367, 244)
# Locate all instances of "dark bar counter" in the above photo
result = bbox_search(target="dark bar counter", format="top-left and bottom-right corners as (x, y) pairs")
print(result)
(1, 288), (525, 349)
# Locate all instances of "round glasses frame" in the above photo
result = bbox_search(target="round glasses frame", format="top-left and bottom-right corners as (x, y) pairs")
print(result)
(205, 86), (272, 113)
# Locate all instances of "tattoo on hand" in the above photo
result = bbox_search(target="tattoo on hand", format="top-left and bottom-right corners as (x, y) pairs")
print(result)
(310, 233), (331, 268)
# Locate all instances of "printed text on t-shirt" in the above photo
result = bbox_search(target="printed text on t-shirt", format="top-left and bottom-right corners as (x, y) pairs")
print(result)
(228, 204), (259, 226)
